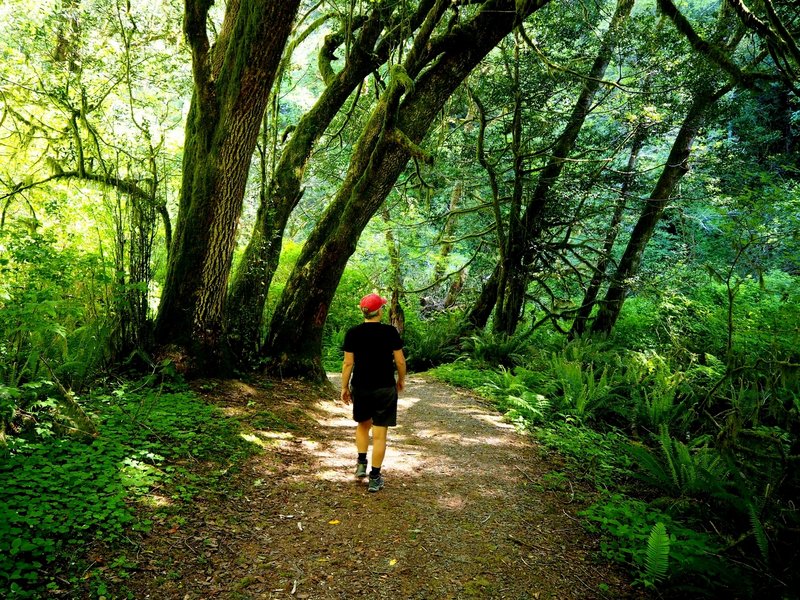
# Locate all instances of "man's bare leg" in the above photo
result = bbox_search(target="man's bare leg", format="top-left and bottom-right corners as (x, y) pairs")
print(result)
(371, 425), (388, 469)
(356, 419), (372, 454)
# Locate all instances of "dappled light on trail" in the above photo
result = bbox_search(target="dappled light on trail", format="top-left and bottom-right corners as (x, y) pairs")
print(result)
(123, 374), (636, 599)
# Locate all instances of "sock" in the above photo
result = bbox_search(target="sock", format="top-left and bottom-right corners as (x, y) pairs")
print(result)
(357, 453), (367, 464)
(370, 466), (382, 479)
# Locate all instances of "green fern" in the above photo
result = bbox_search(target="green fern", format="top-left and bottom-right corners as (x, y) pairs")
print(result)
(748, 504), (769, 563)
(550, 355), (612, 419)
(506, 391), (549, 425)
(644, 522), (670, 586)
(629, 428), (729, 498)
(658, 427), (682, 490)
(627, 441), (677, 494)
(463, 330), (529, 367)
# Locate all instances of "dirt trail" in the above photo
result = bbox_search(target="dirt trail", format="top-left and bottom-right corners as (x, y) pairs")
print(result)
(124, 375), (638, 599)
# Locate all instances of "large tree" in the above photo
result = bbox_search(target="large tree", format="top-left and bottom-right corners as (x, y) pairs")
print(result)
(590, 1), (775, 334)
(466, 0), (635, 332)
(225, 0), (438, 368)
(153, 0), (301, 370)
(265, 0), (549, 381)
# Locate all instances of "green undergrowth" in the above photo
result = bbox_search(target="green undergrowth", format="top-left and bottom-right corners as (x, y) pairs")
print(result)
(0, 378), (260, 598)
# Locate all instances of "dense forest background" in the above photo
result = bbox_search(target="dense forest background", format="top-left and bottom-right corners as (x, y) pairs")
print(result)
(1, 0), (798, 597)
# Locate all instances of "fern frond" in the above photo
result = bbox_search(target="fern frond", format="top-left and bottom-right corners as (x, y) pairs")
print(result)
(748, 504), (769, 563)
(627, 443), (675, 492)
(659, 426), (680, 491)
(644, 522), (670, 586)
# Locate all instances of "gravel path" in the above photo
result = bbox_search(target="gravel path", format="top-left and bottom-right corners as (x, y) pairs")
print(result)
(123, 374), (639, 599)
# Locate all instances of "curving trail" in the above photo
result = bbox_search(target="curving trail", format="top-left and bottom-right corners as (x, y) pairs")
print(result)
(124, 375), (639, 599)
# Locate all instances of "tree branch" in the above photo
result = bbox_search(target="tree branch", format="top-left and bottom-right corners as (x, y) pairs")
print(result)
(657, 0), (776, 88)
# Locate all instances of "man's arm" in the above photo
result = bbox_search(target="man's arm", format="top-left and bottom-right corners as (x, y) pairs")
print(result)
(393, 349), (406, 392)
(341, 351), (355, 404)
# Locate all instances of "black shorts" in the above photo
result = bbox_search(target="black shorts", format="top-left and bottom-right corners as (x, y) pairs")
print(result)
(352, 386), (398, 427)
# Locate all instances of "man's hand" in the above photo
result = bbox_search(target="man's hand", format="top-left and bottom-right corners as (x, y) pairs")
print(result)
(340, 387), (352, 404)
(396, 379), (405, 393)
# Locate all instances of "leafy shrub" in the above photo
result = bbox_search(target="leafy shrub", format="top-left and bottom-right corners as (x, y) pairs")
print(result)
(0, 228), (115, 390)
(535, 421), (633, 487)
(428, 361), (491, 390)
(609, 296), (663, 350)
(321, 326), (347, 372)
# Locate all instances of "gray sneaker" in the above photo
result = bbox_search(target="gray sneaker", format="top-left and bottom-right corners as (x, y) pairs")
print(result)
(355, 462), (368, 478)
(368, 474), (384, 493)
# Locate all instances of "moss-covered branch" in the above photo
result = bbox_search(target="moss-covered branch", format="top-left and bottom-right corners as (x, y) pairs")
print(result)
(183, 0), (214, 109)
(385, 128), (433, 164)
(657, 0), (775, 88)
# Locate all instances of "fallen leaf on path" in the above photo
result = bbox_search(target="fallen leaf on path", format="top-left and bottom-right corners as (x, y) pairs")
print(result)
(328, 520), (340, 525)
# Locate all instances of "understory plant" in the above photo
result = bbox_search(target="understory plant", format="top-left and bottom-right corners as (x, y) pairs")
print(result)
(0, 379), (258, 598)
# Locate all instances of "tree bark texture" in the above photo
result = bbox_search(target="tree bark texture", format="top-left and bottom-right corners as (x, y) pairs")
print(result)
(224, 0), (436, 368)
(494, 0), (635, 335)
(382, 206), (406, 335)
(265, 0), (548, 381)
(154, 0), (300, 371)
(590, 83), (733, 334)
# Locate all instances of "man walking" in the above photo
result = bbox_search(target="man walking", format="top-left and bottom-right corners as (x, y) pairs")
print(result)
(340, 293), (406, 492)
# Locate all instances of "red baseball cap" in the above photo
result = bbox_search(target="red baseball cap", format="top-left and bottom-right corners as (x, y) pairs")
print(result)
(359, 293), (388, 312)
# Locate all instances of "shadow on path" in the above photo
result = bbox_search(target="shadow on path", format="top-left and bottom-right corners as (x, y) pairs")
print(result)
(125, 375), (638, 599)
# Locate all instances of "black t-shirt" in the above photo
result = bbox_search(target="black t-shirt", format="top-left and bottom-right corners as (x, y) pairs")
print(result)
(342, 322), (403, 389)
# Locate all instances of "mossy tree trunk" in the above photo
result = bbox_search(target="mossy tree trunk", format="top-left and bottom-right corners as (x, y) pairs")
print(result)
(265, 0), (548, 381)
(224, 0), (437, 368)
(153, 0), (300, 372)
(382, 205), (406, 335)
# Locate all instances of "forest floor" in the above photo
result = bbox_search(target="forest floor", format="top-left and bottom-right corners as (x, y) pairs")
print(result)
(118, 374), (644, 599)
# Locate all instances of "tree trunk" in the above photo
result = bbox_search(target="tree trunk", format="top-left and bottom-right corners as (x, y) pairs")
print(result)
(382, 206), (406, 335)
(467, 263), (501, 329)
(154, 0), (300, 372)
(265, 0), (548, 381)
(591, 83), (733, 334)
(433, 181), (463, 284)
(494, 34), (526, 334)
(569, 126), (645, 338)
(494, 0), (635, 334)
(224, 1), (434, 368)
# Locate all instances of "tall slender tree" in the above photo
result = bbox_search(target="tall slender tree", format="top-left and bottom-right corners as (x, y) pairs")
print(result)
(590, 81), (735, 333)
(491, 0), (635, 335)
(591, 2), (775, 334)
(569, 124), (646, 338)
